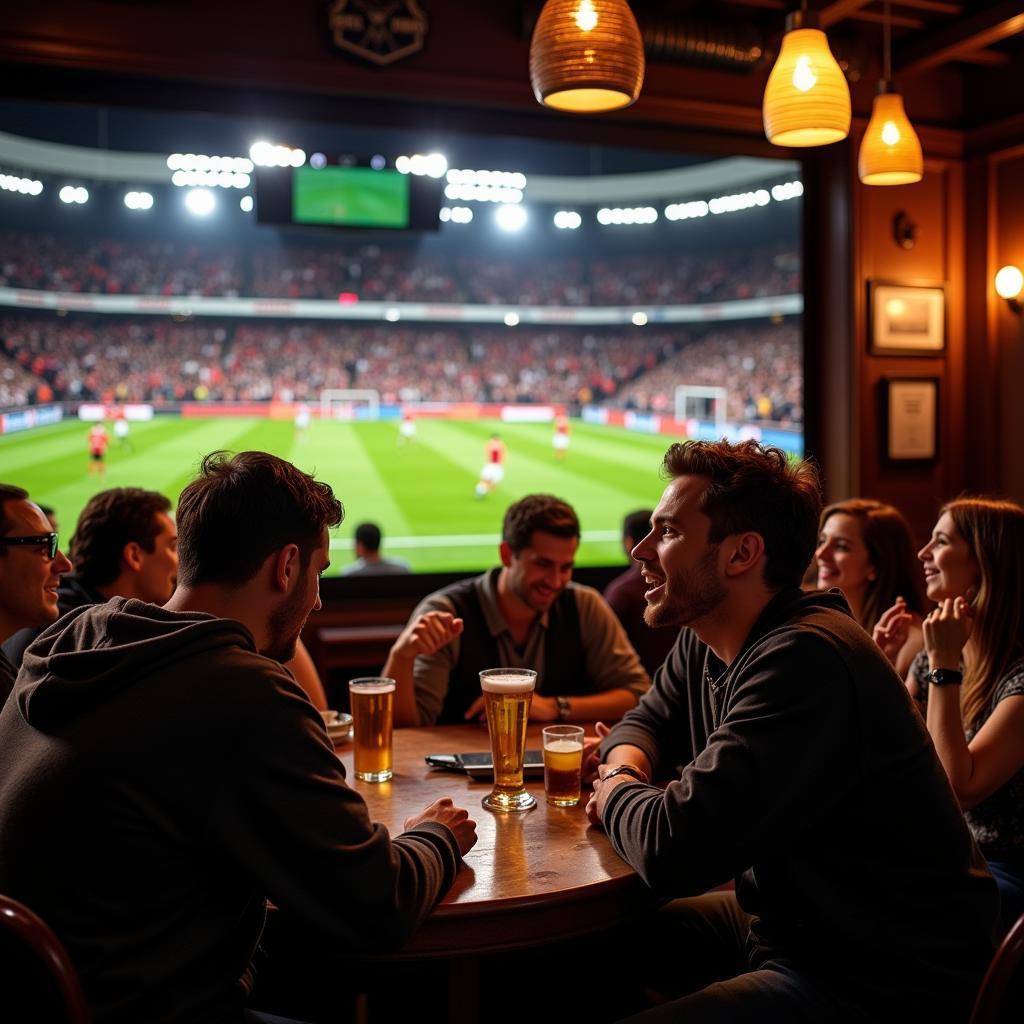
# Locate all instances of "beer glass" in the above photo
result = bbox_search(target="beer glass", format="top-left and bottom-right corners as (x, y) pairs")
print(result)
(480, 668), (536, 812)
(542, 725), (584, 806)
(349, 677), (395, 782)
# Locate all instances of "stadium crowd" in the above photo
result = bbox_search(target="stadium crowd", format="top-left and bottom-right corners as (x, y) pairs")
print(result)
(0, 314), (800, 421)
(0, 230), (799, 306)
(614, 323), (802, 426)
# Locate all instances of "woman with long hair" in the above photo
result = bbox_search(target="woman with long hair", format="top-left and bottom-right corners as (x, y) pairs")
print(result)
(815, 498), (926, 677)
(909, 497), (1024, 931)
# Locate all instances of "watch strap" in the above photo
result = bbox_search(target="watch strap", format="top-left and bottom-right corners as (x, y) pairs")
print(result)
(927, 668), (963, 687)
(602, 764), (648, 784)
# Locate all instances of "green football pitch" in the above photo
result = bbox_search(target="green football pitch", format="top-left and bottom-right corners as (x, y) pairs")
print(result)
(0, 416), (676, 573)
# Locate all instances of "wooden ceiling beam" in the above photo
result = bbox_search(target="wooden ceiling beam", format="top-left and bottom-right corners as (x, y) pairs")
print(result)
(848, 10), (926, 28)
(896, 1), (1024, 74)
(895, 1), (961, 13)
(818, 1), (872, 28)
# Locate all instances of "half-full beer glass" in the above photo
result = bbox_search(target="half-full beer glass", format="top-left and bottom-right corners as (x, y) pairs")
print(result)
(349, 677), (395, 782)
(480, 668), (536, 811)
(542, 725), (584, 806)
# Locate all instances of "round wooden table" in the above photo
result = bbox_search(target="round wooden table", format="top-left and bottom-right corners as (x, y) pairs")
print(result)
(336, 723), (659, 958)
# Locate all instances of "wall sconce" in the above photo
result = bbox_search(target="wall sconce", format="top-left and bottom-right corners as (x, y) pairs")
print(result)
(995, 265), (1023, 314)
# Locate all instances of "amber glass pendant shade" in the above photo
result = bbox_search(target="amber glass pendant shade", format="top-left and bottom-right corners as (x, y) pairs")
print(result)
(530, 0), (645, 113)
(763, 14), (851, 147)
(858, 87), (923, 185)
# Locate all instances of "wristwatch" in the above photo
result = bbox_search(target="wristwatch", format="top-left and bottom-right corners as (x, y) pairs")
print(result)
(926, 667), (963, 687)
(601, 764), (648, 784)
(555, 696), (571, 722)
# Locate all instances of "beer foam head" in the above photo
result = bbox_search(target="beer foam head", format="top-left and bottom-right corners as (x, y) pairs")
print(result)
(349, 678), (396, 694)
(479, 670), (537, 693)
(544, 739), (583, 754)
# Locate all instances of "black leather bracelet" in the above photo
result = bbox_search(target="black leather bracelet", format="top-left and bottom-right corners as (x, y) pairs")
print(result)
(602, 764), (649, 784)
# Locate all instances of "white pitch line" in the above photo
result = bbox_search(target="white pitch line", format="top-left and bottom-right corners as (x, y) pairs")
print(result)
(329, 529), (621, 550)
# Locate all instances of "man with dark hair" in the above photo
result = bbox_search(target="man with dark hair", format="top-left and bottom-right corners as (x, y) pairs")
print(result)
(384, 493), (649, 726)
(2, 487), (178, 667)
(0, 483), (72, 700)
(340, 521), (411, 577)
(0, 451), (477, 1024)
(604, 509), (678, 675)
(587, 440), (997, 1023)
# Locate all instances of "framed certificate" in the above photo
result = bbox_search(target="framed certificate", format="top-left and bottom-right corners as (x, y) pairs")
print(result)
(884, 378), (939, 462)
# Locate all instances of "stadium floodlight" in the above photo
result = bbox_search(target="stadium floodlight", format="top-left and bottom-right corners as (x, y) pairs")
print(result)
(310, 152), (328, 169)
(0, 174), (43, 196)
(709, 189), (772, 215)
(184, 189), (216, 216)
(400, 152), (448, 178)
(240, 195), (254, 212)
(384, 308), (401, 322)
(664, 200), (709, 221)
(58, 185), (89, 204)
(495, 204), (528, 232)
(597, 205), (656, 225)
(553, 210), (582, 230)
(395, 155), (411, 174)
(504, 312), (520, 327)
(439, 206), (473, 224)
(370, 154), (386, 170)
(249, 141), (305, 168)
(632, 311), (648, 326)
(124, 191), (154, 211)
(771, 180), (804, 202)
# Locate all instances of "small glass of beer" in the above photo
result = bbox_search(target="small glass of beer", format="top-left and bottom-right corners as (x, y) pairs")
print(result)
(480, 668), (537, 812)
(349, 677), (396, 782)
(542, 725), (584, 806)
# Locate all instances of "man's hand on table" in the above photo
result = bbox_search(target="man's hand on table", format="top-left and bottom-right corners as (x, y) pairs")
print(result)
(405, 797), (478, 858)
(585, 762), (651, 827)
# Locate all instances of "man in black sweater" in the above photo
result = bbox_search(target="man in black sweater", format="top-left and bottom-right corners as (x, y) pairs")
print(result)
(588, 439), (997, 1023)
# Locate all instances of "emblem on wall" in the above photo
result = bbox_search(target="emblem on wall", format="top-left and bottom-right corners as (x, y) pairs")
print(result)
(328, 1), (429, 66)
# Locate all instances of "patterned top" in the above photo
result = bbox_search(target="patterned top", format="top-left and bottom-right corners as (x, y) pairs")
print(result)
(912, 651), (1024, 862)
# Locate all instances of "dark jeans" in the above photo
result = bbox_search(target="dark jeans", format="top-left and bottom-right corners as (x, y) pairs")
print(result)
(617, 892), (876, 1024)
(988, 858), (1024, 936)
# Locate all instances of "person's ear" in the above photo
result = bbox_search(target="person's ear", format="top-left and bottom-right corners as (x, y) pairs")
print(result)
(499, 542), (514, 568)
(723, 532), (765, 578)
(122, 541), (144, 572)
(271, 544), (301, 593)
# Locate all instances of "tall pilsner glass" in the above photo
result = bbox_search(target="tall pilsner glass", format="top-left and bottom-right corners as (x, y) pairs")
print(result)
(349, 677), (395, 782)
(480, 668), (537, 812)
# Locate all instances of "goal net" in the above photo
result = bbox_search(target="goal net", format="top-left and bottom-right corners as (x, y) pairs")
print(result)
(674, 385), (728, 436)
(319, 389), (381, 422)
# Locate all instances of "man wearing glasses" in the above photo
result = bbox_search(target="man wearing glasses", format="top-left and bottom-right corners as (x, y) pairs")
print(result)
(0, 484), (72, 701)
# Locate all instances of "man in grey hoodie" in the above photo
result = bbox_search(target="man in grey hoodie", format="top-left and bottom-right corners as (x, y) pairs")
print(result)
(0, 451), (477, 1024)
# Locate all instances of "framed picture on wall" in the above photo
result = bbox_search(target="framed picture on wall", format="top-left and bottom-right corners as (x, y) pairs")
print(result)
(884, 377), (939, 462)
(869, 281), (946, 355)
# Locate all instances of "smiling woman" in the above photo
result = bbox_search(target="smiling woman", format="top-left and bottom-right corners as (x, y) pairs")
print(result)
(815, 498), (925, 678)
(907, 497), (1024, 934)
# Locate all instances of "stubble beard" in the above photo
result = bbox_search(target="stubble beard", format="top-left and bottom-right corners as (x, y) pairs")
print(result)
(643, 546), (726, 630)
(263, 574), (312, 664)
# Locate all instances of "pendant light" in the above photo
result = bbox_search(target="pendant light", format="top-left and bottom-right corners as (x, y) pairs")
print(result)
(530, 0), (645, 114)
(763, 3), (851, 147)
(858, 2), (923, 186)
